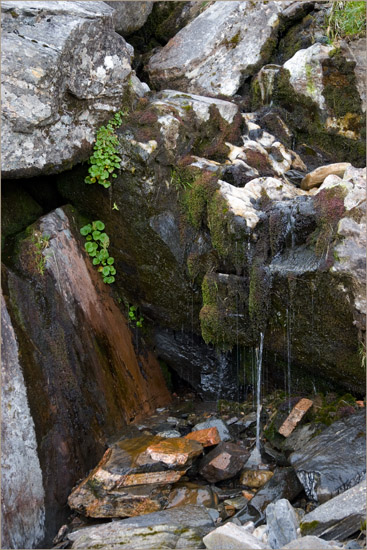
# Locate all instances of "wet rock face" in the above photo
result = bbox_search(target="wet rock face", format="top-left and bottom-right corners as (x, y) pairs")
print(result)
(1, 1), (138, 178)
(1, 293), (45, 549)
(2, 206), (170, 545)
(147, 1), (308, 97)
(290, 410), (366, 504)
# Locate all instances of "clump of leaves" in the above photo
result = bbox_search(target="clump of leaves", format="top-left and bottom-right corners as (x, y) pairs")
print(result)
(128, 305), (144, 328)
(80, 221), (116, 284)
(32, 230), (50, 275)
(326, 1), (366, 41)
(85, 110), (127, 188)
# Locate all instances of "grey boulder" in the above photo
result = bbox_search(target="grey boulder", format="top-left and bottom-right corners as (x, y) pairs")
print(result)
(1, 1), (138, 178)
(68, 505), (217, 549)
(266, 499), (299, 549)
(147, 1), (299, 97)
(105, 1), (153, 36)
(281, 536), (342, 549)
(289, 410), (366, 503)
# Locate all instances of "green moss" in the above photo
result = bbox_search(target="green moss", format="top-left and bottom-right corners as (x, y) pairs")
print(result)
(221, 31), (241, 49)
(207, 191), (232, 257)
(200, 304), (222, 345)
(183, 172), (219, 229)
(305, 63), (316, 94)
(300, 520), (320, 536)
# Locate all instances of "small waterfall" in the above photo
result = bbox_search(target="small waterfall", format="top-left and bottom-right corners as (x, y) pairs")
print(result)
(257, 64), (281, 105)
(286, 307), (292, 411)
(216, 352), (227, 401)
(256, 332), (264, 452)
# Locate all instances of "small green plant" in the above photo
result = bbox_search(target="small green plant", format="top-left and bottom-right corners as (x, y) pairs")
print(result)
(326, 1), (366, 41)
(80, 221), (116, 284)
(171, 169), (193, 190)
(32, 230), (50, 275)
(128, 305), (144, 328)
(85, 110), (127, 188)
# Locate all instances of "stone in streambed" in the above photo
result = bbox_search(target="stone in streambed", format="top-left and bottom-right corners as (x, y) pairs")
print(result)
(300, 479), (366, 541)
(167, 481), (217, 509)
(240, 469), (274, 489)
(249, 467), (303, 515)
(266, 499), (299, 549)
(68, 434), (188, 518)
(199, 442), (249, 483)
(301, 163), (352, 190)
(185, 427), (221, 447)
(147, 437), (203, 466)
(69, 504), (217, 549)
(203, 522), (267, 550)
(278, 398), (313, 437)
(281, 536), (343, 549)
(289, 410), (366, 503)
(193, 418), (231, 442)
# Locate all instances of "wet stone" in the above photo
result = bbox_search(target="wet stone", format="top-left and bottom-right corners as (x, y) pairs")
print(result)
(185, 427), (221, 447)
(203, 522), (267, 550)
(199, 442), (250, 483)
(278, 398), (313, 438)
(240, 469), (274, 489)
(193, 418), (231, 442)
(147, 437), (203, 466)
(167, 482), (217, 509)
(266, 498), (299, 549)
(249, 467), (303, 515)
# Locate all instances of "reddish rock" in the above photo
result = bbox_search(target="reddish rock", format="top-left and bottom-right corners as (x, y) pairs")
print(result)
(185, 427), (221, 447)
(199, 442), (250, 483)
(147, 437), (203, 466)
(278, 398), (313, 437)
(167, 482), (217, 509)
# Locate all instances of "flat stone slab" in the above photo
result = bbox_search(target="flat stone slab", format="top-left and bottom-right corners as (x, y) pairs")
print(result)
(289, 410), (366, 503)
(146, 437), (203, 466)
(68, 505), (217, 549)
(278, 398), (313, 437)
(185, 427), (221, 447)
(301, 163), (352, 190)
(281, 536), (343, 549)
(300, 479), (366, 541)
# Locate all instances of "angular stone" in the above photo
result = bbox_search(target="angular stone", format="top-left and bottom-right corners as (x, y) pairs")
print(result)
(289, 411), (366, 503)
(193, 418), (231, 442)
(266, 499), (299, 549)
(185, 427), (221, 447)
(249, 468), (303, 515)
(167, 482), (217, 509)
(147, 437), (203, 466)
(1, 1), (138, 178)
(300, 480), (366, 541)
(281, 536), (343, 549)
(105, 1), (153, 36)
(240, 469), (274, 489)
(301, 163), (352, 190)
(69, 505), (216, 549)
(203, 522), (267, 550)
(199, 442), (249, 483)
(278, 398), (313, 437)
(147, 2), (303, 97)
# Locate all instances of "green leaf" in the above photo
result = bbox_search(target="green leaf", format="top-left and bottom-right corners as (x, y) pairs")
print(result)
(100, 249), (109, 260)
(92, 257), (100, 265)
(110, 266), (116, 275)
(107, 257), (114, 265)
(85, 242), (94, 252)
(80, 225), (92, 236)
(94, 221), (105, 231)
(92, 230), (101, 240)
(102, 266), (110, 276)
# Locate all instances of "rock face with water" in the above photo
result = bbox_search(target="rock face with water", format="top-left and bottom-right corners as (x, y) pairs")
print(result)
(300, 479), (366, 541)
(68, 505), (217, 549)
(290, 410), (366, 503)
(1, 1), (141, 178)
(2, 206), (170, 545)
(147, 1), (307, 97)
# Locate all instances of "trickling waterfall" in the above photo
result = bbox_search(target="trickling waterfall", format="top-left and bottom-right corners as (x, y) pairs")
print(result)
(286, 307), (292, 412)
(257, 64), (281, 105)
(256, 332), (264, 452)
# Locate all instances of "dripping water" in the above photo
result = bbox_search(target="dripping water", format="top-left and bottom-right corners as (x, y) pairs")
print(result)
(286, 306), (292, 412)
(256, 332), (264, 452)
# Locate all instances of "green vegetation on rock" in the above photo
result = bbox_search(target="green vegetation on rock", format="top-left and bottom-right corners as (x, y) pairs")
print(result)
(85, 111), (127, 188)
(80, 221), (116, 284)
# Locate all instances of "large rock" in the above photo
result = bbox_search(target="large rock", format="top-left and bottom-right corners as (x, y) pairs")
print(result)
(281, 536), (343, 549)
(290, 410), (366, 503)
(2, 206), (170, 545)
(199, 442), (249, 483)
(300, 479), (366, 541)
(1, 293), (45, 549)
(1, 1), (138, 178)
(147, 1), (300, 97)
(266, 499), (299, 549)
(105, 1), (153, 36)
(249, 467), (303, 516)
(68, 505), (217, 549)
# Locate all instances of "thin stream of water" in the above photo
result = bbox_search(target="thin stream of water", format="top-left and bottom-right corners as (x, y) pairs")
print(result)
(256, 332), (264, 452)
